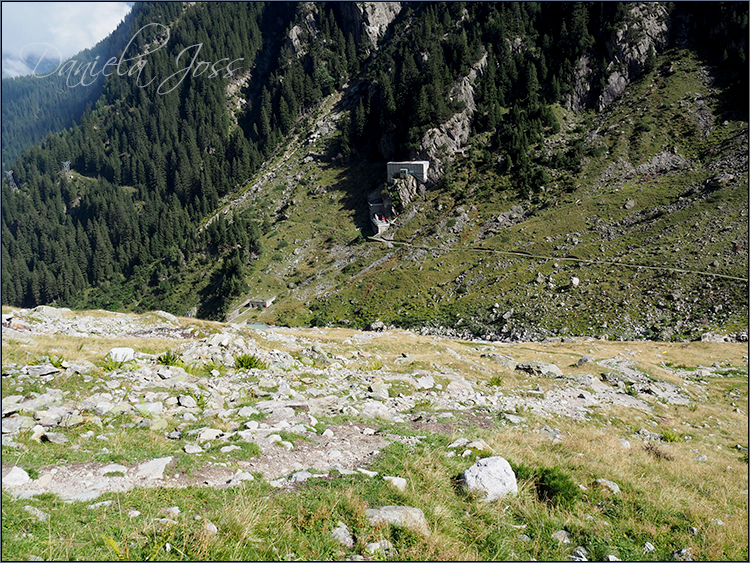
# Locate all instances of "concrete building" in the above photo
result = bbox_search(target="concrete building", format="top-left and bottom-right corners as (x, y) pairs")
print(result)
(386, 161), (430, 183)
(244, 296), (276, 309)
(367, 189), (391, 235)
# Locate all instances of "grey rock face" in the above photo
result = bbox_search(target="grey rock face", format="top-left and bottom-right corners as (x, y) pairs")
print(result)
(568, 3), (670, 111)
(460, 456), (518, 501)
(413, 53), (487, 182)
(339, 2), (401, 47)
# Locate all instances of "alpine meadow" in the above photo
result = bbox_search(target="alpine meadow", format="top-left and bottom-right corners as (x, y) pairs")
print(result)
(1, 2), (748, 562)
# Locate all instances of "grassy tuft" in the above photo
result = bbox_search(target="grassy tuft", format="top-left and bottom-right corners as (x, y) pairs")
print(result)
(234, 354), (268, 370)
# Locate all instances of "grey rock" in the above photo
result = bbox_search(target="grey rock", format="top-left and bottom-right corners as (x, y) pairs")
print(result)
(502, 413), (526, 425)
(460, 456), (518, 501)
(237, 405), (260, 417)
(369, 380), (390, 400)
(196, 428), (223, 442)
(644, 542), (656, 552)
(134, 457), (172, 480)
(576, 355), (595, 366)
(184, 445), (203, 454)
(109, 347), (135, 362)
(516, 361), (563, 378)
(42, 432), (68, 445)
(414, 375), (435, 390)
(604, 556), (622, 561)
(540, 425), (565, 442)
(624, 200), (637, 210)
(595, 478), (621, 494)
(383, 476), (407, 491)
(34, 305), (64, 320)
(636, 428), (662, 442)
(88, 500), (115, 510)
(365, 505), (429, 535)
(367, 320), (386, 332)
(202, 520), (218, 535)
(290, 470), (313, 483)
(448, 438), (470, 449)
(481, 353), (518, 370)
(2, 416), (35, 435)
(23, 505), (49, 522)
(672, 547), (693, 561)
(67, 360), (97, 374)
(27, 364), (61, 377)
(365, 539), (394, 554)
(136, 402), (163, 416)
(331, 521), (354, 549)
(3, 466), (31, 487)
(551, 529), (570, 544)
(227, 471), (254, 486)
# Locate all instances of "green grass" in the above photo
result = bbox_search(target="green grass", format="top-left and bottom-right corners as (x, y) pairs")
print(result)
(234, 354), (268, 370)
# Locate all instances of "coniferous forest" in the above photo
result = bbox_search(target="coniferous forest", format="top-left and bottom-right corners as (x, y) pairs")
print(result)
(2, 2), (747, 324)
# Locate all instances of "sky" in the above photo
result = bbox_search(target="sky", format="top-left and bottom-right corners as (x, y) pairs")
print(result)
(1, 2), (133, 78)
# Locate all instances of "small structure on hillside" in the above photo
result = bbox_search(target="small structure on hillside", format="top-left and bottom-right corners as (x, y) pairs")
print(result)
(244, 296), (276, 309)
(386, 161), (430, 183)
(368, 161), (430, 236)
(367, 189), (391, 236)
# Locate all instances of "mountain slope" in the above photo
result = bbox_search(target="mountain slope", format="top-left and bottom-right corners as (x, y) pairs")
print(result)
(1, 2), (747, 341)
(223, 44), (749, 341)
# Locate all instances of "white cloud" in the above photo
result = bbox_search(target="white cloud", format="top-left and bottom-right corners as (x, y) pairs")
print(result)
(2, 2), (132, 78)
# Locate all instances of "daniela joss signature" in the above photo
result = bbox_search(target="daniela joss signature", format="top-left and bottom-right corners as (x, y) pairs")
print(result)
(23, 23), (243, 94)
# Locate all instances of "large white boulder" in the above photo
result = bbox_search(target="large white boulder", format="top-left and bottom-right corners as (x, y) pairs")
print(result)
(109, 347), (135, 362)
(460, 456), (518, 501)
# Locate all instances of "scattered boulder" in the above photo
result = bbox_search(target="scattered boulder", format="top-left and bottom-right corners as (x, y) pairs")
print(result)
(365, 505), (430, 535)
(594, 478), (621, 494)
(459, 456), (518, 502)
(109, 347), (135, 362)
(672, 547), (693, 561)
(3, 466), (31, 488)
(383, 476), (407, 492)
(331, 521), (354, 549)
(516, 362), (563, 378)
(576, 355), (595, 366)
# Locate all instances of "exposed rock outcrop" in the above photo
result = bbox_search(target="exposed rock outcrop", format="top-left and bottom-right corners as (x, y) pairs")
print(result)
(567, 2), (670, 112)
(340, 2), (401, 48)
(412, 52), (488, 183)
(383, 174), (424, 213)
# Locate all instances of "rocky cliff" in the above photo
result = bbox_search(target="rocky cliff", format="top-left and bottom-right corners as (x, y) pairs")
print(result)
(568, 2), (671, 112)
(412, 52), (488, 183)
(340, 2), (402, 48)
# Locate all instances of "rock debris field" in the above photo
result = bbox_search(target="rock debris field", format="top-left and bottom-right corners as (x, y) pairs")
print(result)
(2, 306), (747, 518)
